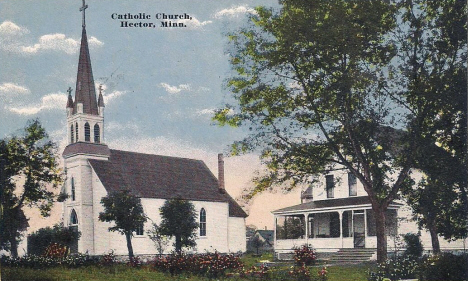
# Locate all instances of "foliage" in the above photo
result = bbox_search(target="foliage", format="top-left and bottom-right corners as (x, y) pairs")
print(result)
(367, 256), (419, 281)
(147, 222), (169, 256)
(399, 0), (467, 251)
(0, 253), (98, 269)
(43, 243), (68, 258)
(288, 264), (311, 281)
(99, 250), (116, 267)
(98, 189), (147, 259)
(318, 266), (328, 281)
(214, 0), (462, 262)
(250, 235), (264, 255)
(27, 223), (81, 257)
(0, 120), (62, 256)
(159, 197), (198, 253)
(402, 233), (423, 260)
(293, 245), (317, 266)
(153, 252), (243, 278)
(419, 253), (468, 281)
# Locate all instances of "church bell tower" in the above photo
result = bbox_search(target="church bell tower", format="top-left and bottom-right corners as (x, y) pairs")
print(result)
(62, 0), (109, 255)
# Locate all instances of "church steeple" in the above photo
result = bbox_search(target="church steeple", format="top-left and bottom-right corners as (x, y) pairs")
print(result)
(74, 0), (98, 115)
(65, 0), (105, 146)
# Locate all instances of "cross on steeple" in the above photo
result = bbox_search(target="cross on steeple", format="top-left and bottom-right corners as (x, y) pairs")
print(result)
(67, 87), (73, 95)
(79, 0), (88, 27)
(98, 84), (103, 95)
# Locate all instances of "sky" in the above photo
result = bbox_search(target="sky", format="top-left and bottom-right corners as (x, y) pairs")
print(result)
(0, 0), (303, 233)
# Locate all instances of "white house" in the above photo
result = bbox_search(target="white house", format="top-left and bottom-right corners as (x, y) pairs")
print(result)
(60, 4), (247, 256)
(272, 168), (466, 259)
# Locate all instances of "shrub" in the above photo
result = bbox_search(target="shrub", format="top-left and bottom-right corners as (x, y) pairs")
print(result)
(367, 256), (419, 281)
(293, 245), (317, 266)
(289, 264), (311, 281)
(100, 250), (116, 267)
(27, 223), (80, 256)
(419, 253), (468, 281)
(0, 253), (97, 269)
(43, 243), (68, 258)
(153, 252), (243, 278)
(403, 233), (423, 260)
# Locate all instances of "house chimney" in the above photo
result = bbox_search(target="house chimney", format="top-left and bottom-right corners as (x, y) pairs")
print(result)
(218, 153), (225, 193)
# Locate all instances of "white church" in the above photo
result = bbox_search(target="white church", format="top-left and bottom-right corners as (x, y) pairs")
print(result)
(60, 3), (247, 256)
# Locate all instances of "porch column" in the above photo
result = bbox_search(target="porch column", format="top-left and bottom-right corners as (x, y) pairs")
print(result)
(304, 213), (309, 245)
(339, 210), (343, 248)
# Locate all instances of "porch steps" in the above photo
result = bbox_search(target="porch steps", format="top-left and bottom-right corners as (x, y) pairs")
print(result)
(328, 248), (376, 263)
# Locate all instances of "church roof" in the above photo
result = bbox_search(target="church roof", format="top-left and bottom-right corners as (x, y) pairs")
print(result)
(88, 149), (248, 218)
(74, 27), (98, 115)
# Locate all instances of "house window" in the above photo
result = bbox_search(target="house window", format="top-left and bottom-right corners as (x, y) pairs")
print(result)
(94, 124), (100, 143)
(71, 177), (76, 201)
(75, 122), (79, 142)
(71, 124), (74, 143)
(135, 224), (144, 236)
(84, 122), (90, 142)
(70, 209), (78, 225)
(326, 175), (334, 198)
(200, 208), (206, 236)
(348, 172), (357, 196)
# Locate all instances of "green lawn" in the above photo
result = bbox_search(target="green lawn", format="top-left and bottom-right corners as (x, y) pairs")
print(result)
(1, 255), (373, 281)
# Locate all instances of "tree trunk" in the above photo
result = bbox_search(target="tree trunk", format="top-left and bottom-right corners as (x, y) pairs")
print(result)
(374, 207), (388, 263)
(9, 235), (18, 258)
(175, 235), (182, 254)
(125, 231), (134, 259)
(428, 222), (441, 254)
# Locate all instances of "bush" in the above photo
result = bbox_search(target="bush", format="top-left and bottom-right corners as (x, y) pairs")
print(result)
(0, 253), (97, 269)
(153, 252), (243, 278)
(293, 245), (317, 266)
(27, 223), (81, 256)
(403, 233), (423, 260)
(367, 256), (419, 281)
(419, 253), (468, 281)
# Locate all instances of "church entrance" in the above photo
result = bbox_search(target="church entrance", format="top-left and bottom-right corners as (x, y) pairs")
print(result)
(69, 225), (79, 254)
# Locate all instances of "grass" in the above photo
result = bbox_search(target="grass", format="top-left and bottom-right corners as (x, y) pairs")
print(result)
(1, 254), (373, 281)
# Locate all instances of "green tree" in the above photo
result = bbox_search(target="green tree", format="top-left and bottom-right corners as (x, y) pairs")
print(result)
(213, 0), (448, 262)
(0, 120), (62, 257)
(147, 222), (169, 257)
(98, 190), (147, 259)
(398, 0), (467, 253)
(159, 198), (198, 254)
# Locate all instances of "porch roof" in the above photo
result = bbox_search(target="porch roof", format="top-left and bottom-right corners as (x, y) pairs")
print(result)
(272, 196), (403, 214)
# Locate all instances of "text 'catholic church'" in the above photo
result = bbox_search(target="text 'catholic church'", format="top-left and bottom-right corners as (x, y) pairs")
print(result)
(61, 1), (247, 256)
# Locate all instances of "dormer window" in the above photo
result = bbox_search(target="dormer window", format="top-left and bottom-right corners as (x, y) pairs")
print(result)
(94, 124), (100, 143)
(84, 122), (90, 142)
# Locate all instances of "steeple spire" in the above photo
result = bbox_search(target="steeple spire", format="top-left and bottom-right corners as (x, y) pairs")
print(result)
(74, 0), (98, 115)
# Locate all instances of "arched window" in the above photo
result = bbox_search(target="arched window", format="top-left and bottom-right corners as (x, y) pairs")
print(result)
(200, 208), (206, 236)
(75, 122), (79, 142)
(70, 209), (78, 225)
(71, 177), (75, 201)
(94, 124), (100, 143)
(71, 124), (74, 143)
(84, 122), (90, 142)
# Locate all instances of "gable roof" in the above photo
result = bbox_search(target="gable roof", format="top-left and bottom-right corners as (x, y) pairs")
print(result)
(255, 230), (274, 243)
(88, 149), (247, 218)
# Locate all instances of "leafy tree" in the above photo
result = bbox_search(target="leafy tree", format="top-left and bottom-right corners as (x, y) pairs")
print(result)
(98, 190), (147, 259)
(0, 120), (62, 257)
(397, 0), (467, 253)
(213, 0), (458, 262)
(250, 234), (264, 255)
(159, 198), (198, 254)
(147, 222), (169, 257)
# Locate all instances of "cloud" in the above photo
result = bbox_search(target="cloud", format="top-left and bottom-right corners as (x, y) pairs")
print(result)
(213, 5), (258, 18)
(0, 21), (29, 36)
(0, 83), (31, 95)
(195, 108), (215, 116)
(104, 90), (126, 104)
(159, 83), (191, 94)
(21, 33), (103, 55)
(9, 92), (67, 115)
(183, 17), (212, 29)
(0, 21), (103, 55)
